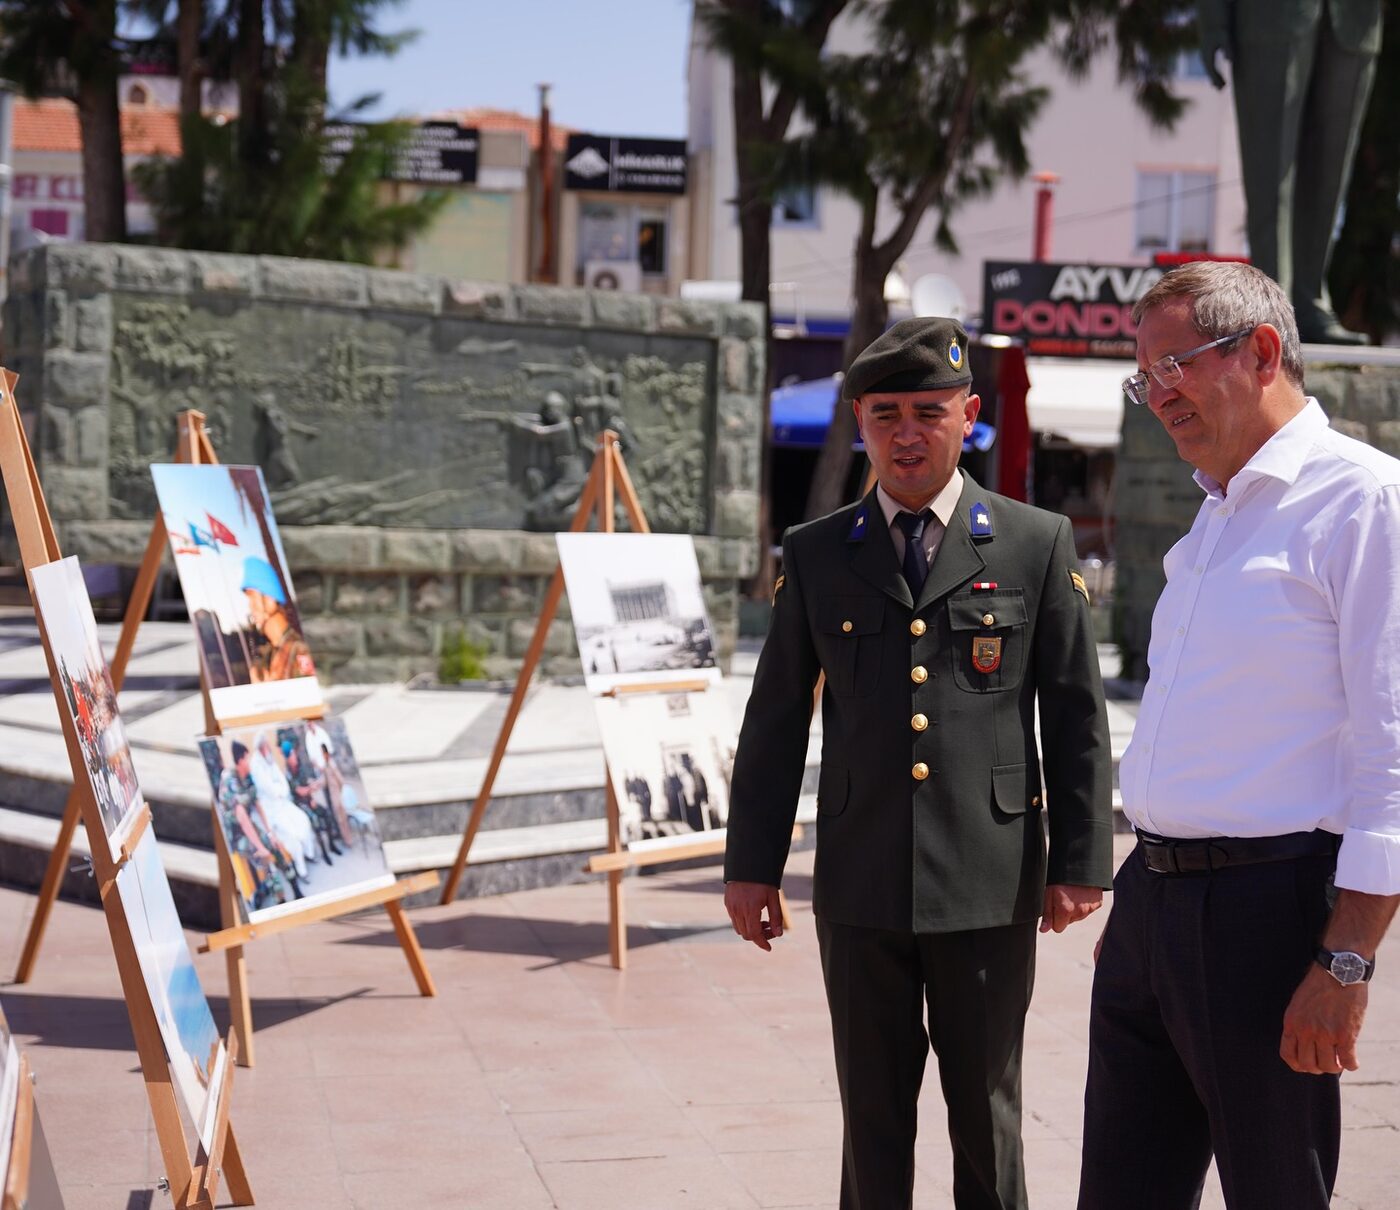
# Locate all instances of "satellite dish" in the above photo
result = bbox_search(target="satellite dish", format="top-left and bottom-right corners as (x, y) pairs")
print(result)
(911, 273), (968, 321)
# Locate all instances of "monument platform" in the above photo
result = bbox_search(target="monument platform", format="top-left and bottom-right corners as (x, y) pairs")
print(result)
(0, 613), (1137, 929)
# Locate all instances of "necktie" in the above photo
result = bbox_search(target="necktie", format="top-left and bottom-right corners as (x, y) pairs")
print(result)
(895, 509), (933, 598)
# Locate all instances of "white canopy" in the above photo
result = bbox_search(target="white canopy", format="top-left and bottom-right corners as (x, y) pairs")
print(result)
(1024, 357), (1133, 449)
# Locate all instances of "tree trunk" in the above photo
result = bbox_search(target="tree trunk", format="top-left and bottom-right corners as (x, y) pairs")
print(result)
(236, 0), (268, 167)
(75, 71), (127, 242)
(804, 212), (889, 519)
(177, 0), (204, 121)
(291, 0), (332, 122)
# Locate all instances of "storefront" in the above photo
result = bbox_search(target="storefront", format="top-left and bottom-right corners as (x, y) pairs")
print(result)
(559, 133), (692, 296)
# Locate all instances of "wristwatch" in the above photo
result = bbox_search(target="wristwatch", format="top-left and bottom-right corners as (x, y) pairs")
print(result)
(1315, 947), (1375, 986)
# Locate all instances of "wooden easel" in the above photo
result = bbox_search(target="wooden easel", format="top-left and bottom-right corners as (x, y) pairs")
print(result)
(0, 373), (252, 1208)
(13, 407), (438, 1066)
(438, 431), (791, 969)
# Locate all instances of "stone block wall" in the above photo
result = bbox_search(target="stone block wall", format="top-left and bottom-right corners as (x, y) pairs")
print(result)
(3, 244), (765, 680)
(1114, 358), (1400, 680)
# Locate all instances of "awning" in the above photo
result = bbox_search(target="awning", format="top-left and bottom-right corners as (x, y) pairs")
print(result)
(1024, 357), (1132, 448)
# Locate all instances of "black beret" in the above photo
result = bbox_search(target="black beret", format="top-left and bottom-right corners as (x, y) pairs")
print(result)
(841, 316), (973, 402)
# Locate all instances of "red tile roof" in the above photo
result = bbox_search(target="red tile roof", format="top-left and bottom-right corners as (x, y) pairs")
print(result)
(13, 98), (183, 157)
(427, 106), (572, 152)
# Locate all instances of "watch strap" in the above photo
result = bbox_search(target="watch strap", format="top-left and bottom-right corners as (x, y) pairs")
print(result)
(1315, 947), (1376, 983)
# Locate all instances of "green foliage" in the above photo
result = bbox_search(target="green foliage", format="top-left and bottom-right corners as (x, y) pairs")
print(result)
(437, 628), (490, 684)
(133, 95), (449, 260)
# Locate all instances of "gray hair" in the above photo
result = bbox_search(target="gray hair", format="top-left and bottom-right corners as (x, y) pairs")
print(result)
(1132, 262), (1305, 389)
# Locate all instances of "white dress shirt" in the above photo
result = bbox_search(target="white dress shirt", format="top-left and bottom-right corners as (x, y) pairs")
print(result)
(1119, 399), (1400, 895)
(877, 470), (963, 567)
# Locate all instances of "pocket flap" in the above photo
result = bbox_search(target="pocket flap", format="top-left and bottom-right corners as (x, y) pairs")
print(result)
(948, 593), (1027, 631)
(817, 596), (885, 636)
(992, 763), (1028, 815)
(817, 766), (849, 816)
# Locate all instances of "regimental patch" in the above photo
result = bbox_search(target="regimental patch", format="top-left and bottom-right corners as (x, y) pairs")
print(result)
(1070, 570), (1090, 603)
(772, 574), (786, 604)
(972, 635), (1002, 674)
(969, 502), (994, 538)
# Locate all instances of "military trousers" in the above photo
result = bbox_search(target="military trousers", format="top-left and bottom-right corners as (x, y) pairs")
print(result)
(816, 915), (1038, 1210)
(1078, 842), (1340, 1210)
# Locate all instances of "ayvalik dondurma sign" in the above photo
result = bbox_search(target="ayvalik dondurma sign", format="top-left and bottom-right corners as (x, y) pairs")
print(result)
(981, 261), (1165, 359)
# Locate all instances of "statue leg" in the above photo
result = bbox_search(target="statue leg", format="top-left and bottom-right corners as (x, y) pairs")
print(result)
(1290, 18), (1378, 338)
(1230, 24), (1320, 291)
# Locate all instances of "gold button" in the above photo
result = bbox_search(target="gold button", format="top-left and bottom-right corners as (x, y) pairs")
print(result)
(910, 619), (927, 637)
(1031, 795), (1041, 807)
(911, 713), (928, 731)
(911, 665), (928, 684)
(841, 620), (853, 633)
(912, 762), (929, 780)
(982, 613), (995, 627)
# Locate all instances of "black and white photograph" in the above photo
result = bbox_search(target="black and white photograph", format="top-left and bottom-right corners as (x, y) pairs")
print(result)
(556, 532), (721, 694)
(593, 689), (734, 850)
(198, 716), (394, 923)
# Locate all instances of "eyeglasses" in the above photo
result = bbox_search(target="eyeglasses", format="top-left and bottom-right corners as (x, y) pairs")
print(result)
(1122, 329), (1254, 406)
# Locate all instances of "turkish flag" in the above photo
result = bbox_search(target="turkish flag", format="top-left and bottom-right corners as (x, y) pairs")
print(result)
(206, 513), (238, 545)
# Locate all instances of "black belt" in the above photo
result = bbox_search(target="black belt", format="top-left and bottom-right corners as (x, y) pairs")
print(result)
(1137, 829), (1339, 875)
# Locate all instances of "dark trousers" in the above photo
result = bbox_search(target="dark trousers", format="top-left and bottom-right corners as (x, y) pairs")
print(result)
(1078, 843), (1340, 1210)
(816, 916), (1037, 1210)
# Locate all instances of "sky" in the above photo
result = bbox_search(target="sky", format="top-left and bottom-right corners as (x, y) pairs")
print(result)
(327, 0), (693, 138)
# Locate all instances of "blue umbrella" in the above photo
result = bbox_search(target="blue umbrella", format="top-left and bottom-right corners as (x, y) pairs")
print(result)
(770, 375), (995, 453)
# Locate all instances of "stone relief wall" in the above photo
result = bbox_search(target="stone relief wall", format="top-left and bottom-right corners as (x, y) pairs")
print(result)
(3, 244), (765, 680)
(1113, 360), (1400, 680)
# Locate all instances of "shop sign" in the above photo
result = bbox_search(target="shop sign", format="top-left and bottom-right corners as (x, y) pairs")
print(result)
(323, 121), (479, 185)
(564, 134), (687, 195)
(982, 260), (1165, 359)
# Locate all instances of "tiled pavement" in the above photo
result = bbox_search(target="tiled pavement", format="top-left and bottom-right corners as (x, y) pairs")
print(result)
(4, 833), (1399, 1210)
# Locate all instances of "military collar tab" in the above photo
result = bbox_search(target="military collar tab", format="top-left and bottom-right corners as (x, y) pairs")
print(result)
(969, 501), (994, 540)
(847, 504), (871, 542)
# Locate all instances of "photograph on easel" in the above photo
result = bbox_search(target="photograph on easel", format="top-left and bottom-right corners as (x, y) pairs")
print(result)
(117, 831), (228, 1153)
(29, 556), (144, 862)
(594, 690), (735, 849)
(151, 463), (323, 722)
(556, 532), (721, 694)
(197, 716), (394, 923)
(0, 1011), (19, 1193)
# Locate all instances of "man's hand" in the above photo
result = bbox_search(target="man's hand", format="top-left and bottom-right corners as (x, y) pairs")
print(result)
(1040, 884), (1104, 934)
(1196, 0), (1232, 89)
(1281, 963), (1368, 1074)
(725, 880), (784, 952)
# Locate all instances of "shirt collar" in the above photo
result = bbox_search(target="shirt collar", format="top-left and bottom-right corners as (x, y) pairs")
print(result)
(1192, 397), (1328, 498)
(876, 470), (963, 531)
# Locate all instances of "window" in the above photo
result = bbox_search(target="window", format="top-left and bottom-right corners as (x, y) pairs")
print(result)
(1135, 170), (1215, 253)
(578, 201), (669, 277)
(772, 182), (818, 228)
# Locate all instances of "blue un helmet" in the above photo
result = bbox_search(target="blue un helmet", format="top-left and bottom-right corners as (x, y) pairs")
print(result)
(239, 556), (288, 605)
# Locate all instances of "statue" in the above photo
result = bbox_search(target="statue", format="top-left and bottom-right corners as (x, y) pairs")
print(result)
(464, 391), (593, 531)
(1198, 0), (1382, 344)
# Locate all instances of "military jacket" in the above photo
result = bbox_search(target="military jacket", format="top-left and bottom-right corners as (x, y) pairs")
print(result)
(724, 475), (1113, 934)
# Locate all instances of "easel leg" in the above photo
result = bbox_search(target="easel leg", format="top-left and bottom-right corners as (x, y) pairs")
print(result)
(218, 1124), (254, 1207)
(14, 791), (80, 983)
(216, 835), (255, 1067)
(607, 870), (627, 971)
(384, 899), (437, 997)
(778, 889), (793, 932)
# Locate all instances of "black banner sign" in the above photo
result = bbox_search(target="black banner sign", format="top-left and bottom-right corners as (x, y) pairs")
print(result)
(564, 133), (687, 195)
(981, 260), (1165, 359)
(323, 121), (479, 185)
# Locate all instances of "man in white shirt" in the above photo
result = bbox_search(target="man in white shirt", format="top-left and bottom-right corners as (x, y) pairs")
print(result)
(1078, 262), (1400, 1209)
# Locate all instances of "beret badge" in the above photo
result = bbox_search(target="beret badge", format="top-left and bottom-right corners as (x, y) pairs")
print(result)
(948, 341), (963, 369)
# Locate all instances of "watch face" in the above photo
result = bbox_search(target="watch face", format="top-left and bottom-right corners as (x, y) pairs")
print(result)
(1330, 952), (1368, 985)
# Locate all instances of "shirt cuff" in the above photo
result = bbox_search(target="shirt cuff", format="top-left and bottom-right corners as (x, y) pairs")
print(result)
(1334, 827), (1400, 895)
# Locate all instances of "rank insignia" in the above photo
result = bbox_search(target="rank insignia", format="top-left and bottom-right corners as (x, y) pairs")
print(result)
(1070, 570), (1090, 603)
(847, 506), (870, 541)
(969, 502), (993, 538)
(972, 636), (1002, 673)
(772, 573), (785, 604)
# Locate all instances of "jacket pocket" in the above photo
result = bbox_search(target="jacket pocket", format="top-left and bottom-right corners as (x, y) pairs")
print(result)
(991, 763), (1030, 816)
(817, 766), (849, 816)
(948, 591), (1028, 693)
(816, 595), (885, 697)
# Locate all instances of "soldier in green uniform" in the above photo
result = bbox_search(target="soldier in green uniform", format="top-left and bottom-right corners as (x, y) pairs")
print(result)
(217, 740), (303, 910)
(724, 317), (1113, 1210)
